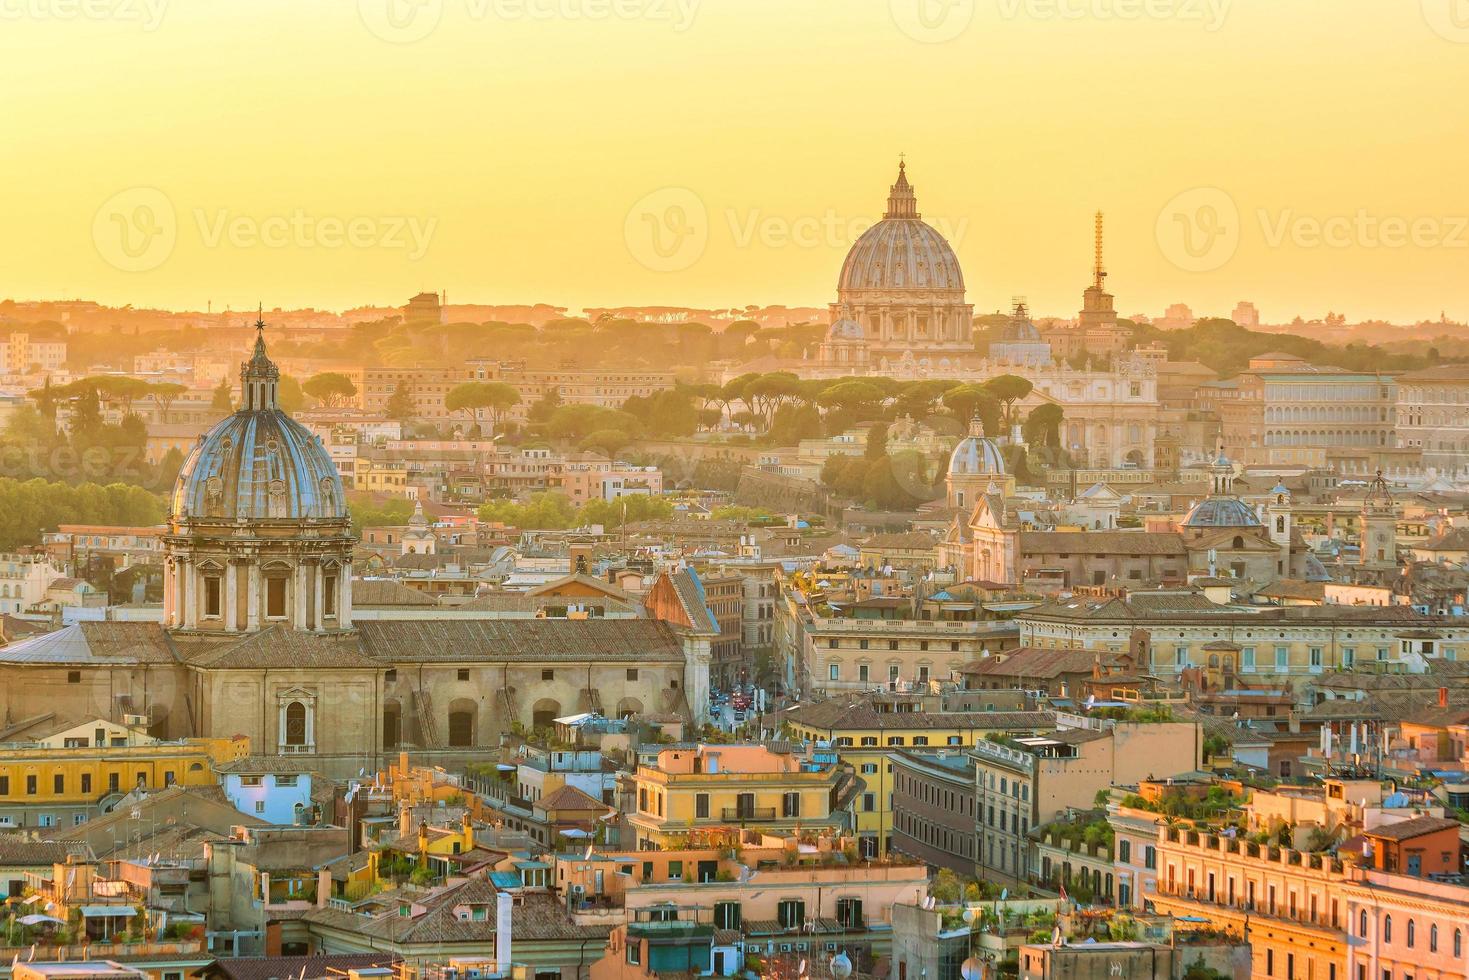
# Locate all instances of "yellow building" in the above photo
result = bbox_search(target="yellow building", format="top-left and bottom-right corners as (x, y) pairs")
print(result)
(353, 457), (410, 494)
(0, 718), (245, 830)
(627, 744), (860, 850)
(784, 694), (1053, 858)
(1149, 823), (1350, 980)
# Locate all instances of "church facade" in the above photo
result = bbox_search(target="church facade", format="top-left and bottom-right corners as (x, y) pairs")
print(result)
(941, 447), (1319, 590)
(0, 326), (709, 785)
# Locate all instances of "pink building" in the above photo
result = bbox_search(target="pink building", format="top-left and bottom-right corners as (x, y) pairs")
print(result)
(560, 457), (663, 505)
(1343, 869), (1469, 980)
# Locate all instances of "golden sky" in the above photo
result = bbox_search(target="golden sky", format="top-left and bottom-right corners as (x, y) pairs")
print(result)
(3, 0), (1467, 323)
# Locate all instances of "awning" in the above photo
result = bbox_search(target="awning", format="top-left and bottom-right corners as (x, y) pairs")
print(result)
(80, 906), (135, 918)
(16, 914), (65, 926)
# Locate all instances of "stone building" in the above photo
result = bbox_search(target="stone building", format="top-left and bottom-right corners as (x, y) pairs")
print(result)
(0, 325), (708, 778)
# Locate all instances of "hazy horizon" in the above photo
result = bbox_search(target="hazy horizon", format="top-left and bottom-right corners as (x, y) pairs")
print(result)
(4, 1), (1467, 322)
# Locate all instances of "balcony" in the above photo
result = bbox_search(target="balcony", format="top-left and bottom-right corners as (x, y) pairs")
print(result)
(721, 807), (777, 821)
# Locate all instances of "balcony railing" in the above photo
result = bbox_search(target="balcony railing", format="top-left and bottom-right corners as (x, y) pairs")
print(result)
(721, 807), (777, 821)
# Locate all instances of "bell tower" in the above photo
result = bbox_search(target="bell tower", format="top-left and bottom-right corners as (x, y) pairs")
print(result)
(1359, 471), (1396, 568)
(1266, 482), (1293, 576)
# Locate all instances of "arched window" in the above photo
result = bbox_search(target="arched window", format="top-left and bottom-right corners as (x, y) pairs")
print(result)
(1429, 924), (1438, 952)
(382, 700), (401, 749)
(447, 698), (477, 747)
(284, 701), (307, 746)
(1406, 919), (1415, 948)
(1455, 929), (1462, 956)
(1383, 915), (1392, 943)
(1360, 910), (1368, 937)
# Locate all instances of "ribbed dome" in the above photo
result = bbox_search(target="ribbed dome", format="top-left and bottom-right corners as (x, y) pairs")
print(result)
(948, 418), (1006, 478)
(828, 318), (864, 340)
(997, 308), (1041, 342)
(172, 323), (346, 523)
(837, 162), (964, 294)
(1181, 497), (1262, 528)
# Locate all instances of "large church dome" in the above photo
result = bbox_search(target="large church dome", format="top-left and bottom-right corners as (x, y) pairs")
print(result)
(836, 162), (964, 294)
(172, 324), (346, 523)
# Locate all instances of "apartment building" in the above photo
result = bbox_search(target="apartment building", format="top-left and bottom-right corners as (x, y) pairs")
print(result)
(969, 716), (1202, 886)
(699, 573), (745, 688)
(0, 552), (71, 615)
(626, 744), (860, 850)
(0, 332), (66, 375)
(1014, 596), (1469, 692)
(41, 526), (163, 571)
(579, 831), (926, 979)
(0, 719), (244, 829)
(787, 695), (1053, 859)
(498, 367), (675, 419)
(1149, 823), (1351, 980)
(1395, 363), (1469, 479)
(888, 749), (980, 875)
(774, 587), (1020, 701)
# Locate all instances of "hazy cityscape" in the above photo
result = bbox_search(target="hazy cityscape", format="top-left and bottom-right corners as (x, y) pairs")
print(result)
(2, 4), (1468, 980)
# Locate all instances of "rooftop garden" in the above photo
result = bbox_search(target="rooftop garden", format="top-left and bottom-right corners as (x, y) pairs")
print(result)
(1120, 785), (1245, 823)
(1036, 811), (1114, 855)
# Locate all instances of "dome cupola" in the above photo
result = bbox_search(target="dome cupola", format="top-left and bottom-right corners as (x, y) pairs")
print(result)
(164, 314), (354, 634)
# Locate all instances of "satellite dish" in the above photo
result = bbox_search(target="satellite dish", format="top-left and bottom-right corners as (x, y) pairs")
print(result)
(1000, 888), (1008, 902)
(960, 959), (982, 980)
(830, 952), (853, 980)
(798, 960), (808, 977)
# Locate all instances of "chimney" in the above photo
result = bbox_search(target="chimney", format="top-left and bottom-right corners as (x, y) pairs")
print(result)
(1439, 687), (1449, 709)
(1287, 711), (1300, 734)
(496, 890), (514, 974)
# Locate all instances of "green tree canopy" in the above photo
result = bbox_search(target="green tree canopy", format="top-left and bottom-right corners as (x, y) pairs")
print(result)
(302, 372), (359, 408)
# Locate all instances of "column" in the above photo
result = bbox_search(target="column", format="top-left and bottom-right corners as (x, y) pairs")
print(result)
(293, 564), (308, 630)
(224, 561), (238, 632)
(339, 564), (352, 628)
(162, 559), (175, 626)
(312, 563), (324, 632)
(246, 563), (261, 631)
(183, 559), (198, 628)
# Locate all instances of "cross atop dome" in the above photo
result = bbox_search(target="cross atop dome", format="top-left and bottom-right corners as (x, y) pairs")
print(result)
(885, 158), (920, 220)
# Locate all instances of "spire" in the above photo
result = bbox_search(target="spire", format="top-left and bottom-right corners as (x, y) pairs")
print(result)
(1093, 211), (1107, 290)
(884, 157), (920, 219)
(240, 308), (280, 411)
